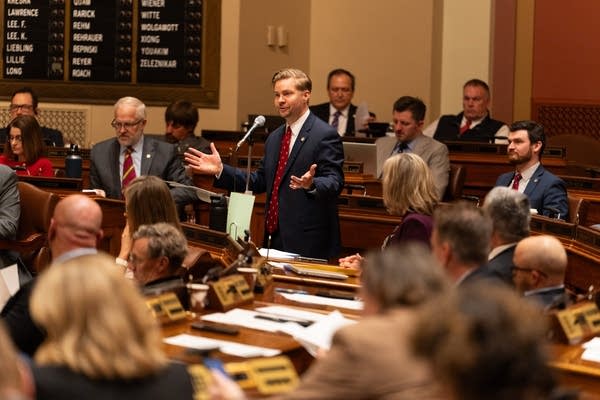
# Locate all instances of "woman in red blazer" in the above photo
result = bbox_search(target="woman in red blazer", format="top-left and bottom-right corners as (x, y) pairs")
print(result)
(0, 115), (53, 177)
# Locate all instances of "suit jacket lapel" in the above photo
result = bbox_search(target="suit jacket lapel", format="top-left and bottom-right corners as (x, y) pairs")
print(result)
(284, 115), (312, 177)
(140, 137), (154, 175)
(110, 140), (121, 191)
(524, 165), (544, 196)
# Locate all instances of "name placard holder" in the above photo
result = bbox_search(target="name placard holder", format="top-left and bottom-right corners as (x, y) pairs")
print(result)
(550, 301), (600, 344)
(207, 274), (254, 311)
(145, 292), (187, 324)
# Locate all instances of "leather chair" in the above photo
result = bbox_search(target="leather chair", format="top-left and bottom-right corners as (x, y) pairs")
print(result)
(442, 164), (467, 202)
(0, 182), (59, 274)
(568, 195), (590, 225)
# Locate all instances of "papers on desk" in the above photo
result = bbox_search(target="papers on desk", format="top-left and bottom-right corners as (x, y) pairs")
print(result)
(581, 337), (600, 362)
(259, 248), (299, 260)
(163, 334), (280, 358)
(0, 264), (20, 311)
(278, 292), (364, 311)
(201, 306), (356, 357)
(292, 310), (355, 357)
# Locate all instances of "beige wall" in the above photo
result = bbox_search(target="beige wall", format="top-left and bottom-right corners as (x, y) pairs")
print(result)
(438, 0), (492, 115)
(236, 1), (310, 126)
(309, 0), (435, 123)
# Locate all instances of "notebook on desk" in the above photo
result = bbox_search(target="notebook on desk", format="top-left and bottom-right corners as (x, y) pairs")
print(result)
(284, 264), (348, 280)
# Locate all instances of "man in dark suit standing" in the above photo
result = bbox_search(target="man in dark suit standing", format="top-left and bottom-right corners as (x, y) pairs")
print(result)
(309, 68), (358, 137)
(423, 79), (507, 143)
(495, 120), (568, 220)
(89, 96), (197, 206)
(0, 87), (64, 147)
(185, 68), (344, 259)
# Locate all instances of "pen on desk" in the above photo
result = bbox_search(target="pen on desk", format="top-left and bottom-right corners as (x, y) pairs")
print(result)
(254, 314), (312, 327)
(297, 256), (328, 263)
(275, 288), (309, 295)
(315, 290), (359, 301)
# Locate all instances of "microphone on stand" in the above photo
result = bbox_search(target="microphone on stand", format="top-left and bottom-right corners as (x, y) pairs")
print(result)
(235, 115), (266, 152)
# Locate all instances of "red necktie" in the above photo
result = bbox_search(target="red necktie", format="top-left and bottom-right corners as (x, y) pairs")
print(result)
(459, 119), (471, 135)
(266, 127), (292, 234)
(121, 146), (137, 189)
(512, 172), (522, 190)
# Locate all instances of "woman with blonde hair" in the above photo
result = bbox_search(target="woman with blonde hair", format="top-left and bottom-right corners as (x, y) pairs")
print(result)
(116, 175), (182, 269)
(339, 153), (438, 268)
(30, 253), (195, 399)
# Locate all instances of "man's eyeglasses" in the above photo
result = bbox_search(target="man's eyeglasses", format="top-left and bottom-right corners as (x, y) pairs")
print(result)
(111, 119), (143, 131)
(9, 104), (34, 112)
(511, 265), (548, 278)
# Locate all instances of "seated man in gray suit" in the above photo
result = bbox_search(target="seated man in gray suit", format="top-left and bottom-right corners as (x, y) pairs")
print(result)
(90, 96), (197, 207)
(378, 96), (449, 198)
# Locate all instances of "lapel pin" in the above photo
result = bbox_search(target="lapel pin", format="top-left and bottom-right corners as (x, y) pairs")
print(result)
(300, 137), (306, 142)
(146, 154), (151, 158)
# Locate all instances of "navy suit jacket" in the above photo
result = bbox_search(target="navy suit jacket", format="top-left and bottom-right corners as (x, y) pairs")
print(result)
(310, 102), (357, 136)
(495, 164), (569, 220)
(89, 136), (196, 205)
(215, 113), (344, 259)
(481, 245), (516, 286)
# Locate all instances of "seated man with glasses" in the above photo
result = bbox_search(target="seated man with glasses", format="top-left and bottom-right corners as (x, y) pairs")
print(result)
(130, 222), (189, 309)
(89, 96), (197, 206)
(0, 87), (64, 147)
(512, 235), (569, 310)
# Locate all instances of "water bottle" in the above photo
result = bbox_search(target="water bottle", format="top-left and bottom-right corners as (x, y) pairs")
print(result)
(209, 195), (227, 232)
(65, 144), (82, 178)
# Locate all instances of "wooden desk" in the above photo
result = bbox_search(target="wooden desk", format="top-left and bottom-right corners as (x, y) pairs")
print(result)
(550, 343), (600, 399)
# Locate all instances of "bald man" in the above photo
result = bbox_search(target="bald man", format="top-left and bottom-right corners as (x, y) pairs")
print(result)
(2, 195), (104, 355)
(512, 235), (568, 309)
(48, 194), (103, 263)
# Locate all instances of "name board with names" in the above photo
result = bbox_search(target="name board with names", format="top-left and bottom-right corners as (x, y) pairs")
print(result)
(0, 0), (220, 106)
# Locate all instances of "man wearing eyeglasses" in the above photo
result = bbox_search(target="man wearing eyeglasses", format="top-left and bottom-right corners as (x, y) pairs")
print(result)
(89, 96), (196, 205)
(512, 235), (568, 310)
(0, 87), (64, 147)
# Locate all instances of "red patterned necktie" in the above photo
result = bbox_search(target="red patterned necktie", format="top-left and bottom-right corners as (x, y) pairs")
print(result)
(121, 146), (137, 189)
(459, 119), (471, 135)
(512, 172), (522, 190)
(266, 126), (292, 234)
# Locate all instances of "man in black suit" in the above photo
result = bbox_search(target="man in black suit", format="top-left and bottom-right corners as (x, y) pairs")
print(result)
(423, 79), (507, 143)
(0, 87), (64, 147)
(185, 68), (344, 259)
(1, 194), (103, 356)
(309, 68), (359, 137)
(89, 96), (197, 206)
(513, 235), (568, 310)
(481, 186), (531, 285)
(431, 202), (502, 286)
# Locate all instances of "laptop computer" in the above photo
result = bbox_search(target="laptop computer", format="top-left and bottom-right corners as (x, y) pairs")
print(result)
(342, 141), (378, 176)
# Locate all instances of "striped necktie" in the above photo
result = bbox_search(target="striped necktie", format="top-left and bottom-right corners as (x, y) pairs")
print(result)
(122, 146), (137, 189)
